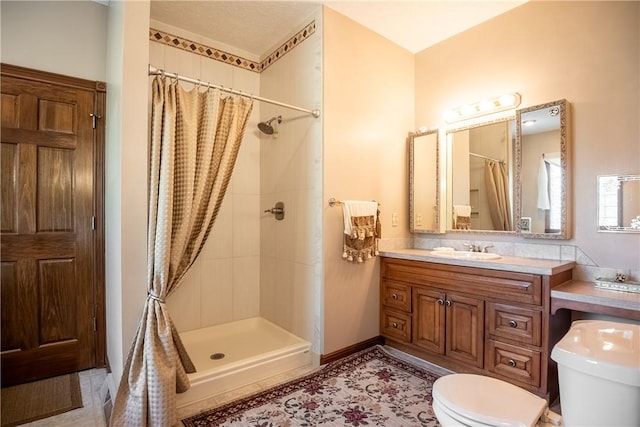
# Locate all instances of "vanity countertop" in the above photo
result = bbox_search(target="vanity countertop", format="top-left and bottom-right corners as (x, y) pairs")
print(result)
(551, 280), (640, 320)
(379, 249), (575, 276)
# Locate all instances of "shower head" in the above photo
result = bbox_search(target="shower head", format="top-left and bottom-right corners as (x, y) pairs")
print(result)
(258, 116), (282, 135)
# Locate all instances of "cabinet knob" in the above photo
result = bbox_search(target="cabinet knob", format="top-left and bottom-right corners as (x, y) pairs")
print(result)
(508, 359), (517, 367)
(392, 322), (398, 328)
(509, 320), (518, 328)
(437, 299), (445, 305)
(392, 293), (398, 300)
(445, 300), (452, 307)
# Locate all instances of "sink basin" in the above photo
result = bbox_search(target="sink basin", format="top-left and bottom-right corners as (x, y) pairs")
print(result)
(429, 250), (502, 261)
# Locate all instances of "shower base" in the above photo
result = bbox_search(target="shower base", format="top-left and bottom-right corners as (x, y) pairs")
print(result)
(176, 317), (312, 407)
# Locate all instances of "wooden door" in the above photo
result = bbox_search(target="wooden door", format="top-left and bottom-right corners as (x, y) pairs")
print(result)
(1, 65), (105, 386)
(446, 292), (484, 368)
(413, 287), (446, 354)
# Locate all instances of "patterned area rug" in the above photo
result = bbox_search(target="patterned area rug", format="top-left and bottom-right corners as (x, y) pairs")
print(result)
(181, 345), (442, 426)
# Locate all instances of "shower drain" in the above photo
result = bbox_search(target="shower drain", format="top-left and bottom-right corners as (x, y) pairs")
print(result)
(210, 353), (225, 360)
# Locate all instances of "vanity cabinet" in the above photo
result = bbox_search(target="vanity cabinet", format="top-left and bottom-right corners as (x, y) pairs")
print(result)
(413, 287), (484, 368)
(380, 256), (572, 401)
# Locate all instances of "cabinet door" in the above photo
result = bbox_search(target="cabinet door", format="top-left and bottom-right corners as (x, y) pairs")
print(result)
(413, 287), (446, 354)
(446, 293), (484, 368)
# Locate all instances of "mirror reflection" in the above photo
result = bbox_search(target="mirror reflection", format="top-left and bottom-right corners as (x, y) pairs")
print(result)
(446, 118), (515, 232)
(409, 130), (441, 233)
(515, 99), (570, 238)
(597, 174), (640, 232)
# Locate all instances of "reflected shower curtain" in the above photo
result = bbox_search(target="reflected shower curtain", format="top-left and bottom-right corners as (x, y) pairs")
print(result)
(110, 77), (253, 426)
(485, 160), (512, 231)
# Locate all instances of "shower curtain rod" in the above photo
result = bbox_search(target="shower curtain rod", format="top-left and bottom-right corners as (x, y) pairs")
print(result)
(148, 65), (321, 118)
(469, 152), (504, 163)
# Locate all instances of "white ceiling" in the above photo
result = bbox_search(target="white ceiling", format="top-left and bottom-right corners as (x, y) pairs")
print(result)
(150, 1), (528, 56)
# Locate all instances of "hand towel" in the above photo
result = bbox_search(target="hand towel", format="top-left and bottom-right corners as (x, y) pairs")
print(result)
(453, 204), (472, 230)
(341, 200), (380, 263)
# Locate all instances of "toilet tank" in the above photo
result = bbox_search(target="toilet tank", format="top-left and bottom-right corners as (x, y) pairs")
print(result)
(551, 320), (640, 427)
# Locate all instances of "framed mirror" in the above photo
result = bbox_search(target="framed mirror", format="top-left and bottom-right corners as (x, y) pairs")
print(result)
(597, 174), (640, 232)
(409, 129), (442, 233)
(515, 99), (571, 239)
(445, 117), (516, 233)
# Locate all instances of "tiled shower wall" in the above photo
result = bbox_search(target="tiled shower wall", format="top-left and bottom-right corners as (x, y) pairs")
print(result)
(150, 13), (323, 356)
(259, 10), (323, 353)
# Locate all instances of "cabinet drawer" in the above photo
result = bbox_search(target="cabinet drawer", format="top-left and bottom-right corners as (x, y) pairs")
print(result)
(381, 310), (412, 343)
(382, 280), (411, 312)
(488, 303), (541, 346)
(486, 339), (541, 387)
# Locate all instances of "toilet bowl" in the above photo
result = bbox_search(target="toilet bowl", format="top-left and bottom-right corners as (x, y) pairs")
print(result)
(432, 374), (561, 427)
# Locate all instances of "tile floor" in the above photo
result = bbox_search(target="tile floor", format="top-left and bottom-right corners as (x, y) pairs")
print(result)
(21, 368), (107, 427)
(24, 346), (558, 426)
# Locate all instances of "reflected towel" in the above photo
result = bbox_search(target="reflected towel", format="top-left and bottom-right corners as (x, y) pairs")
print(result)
(453, 205), (471, 230)
(537, 157), (550, 210)
(453, 205), (472, 217)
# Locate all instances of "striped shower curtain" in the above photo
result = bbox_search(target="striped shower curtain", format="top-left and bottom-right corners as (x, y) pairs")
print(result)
(109, 76), (253, 426)
(485, 160), (512, 231)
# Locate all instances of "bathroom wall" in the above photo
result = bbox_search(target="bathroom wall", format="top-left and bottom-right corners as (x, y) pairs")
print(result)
(414, 1), (640, 273)
(259, 10), (323, 354)
(148, 20), (264, 332)
(0, 1), (107, 81)
(322, 7), (415, 355)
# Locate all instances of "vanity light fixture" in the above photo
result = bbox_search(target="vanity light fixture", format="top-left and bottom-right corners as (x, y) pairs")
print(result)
(444, 92), (522, 123)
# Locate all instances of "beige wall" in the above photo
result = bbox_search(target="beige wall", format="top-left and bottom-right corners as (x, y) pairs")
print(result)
(0, 1), (107, 81)
(323, 7), (415, 354)
(415, 1), (640, 269)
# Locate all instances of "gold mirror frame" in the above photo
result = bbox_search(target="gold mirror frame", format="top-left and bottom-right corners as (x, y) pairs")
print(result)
(409, 129), (442, 234)
(514, 99), (571, 239)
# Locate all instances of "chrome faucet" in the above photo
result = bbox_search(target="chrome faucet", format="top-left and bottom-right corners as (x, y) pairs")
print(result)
(464, 243), (494, 253)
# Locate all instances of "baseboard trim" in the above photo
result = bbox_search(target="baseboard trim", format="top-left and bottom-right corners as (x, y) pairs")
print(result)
(320, 336), (384, 365)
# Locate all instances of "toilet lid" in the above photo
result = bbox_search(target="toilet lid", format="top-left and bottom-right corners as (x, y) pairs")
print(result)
(433, 374), (548, 427)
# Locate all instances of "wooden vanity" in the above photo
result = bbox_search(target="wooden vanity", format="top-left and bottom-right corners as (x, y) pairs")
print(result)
(379, 251), (574, 402)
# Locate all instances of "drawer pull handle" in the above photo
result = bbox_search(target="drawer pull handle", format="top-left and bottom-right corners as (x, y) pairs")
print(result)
(508, 359), (517, 367)
(445, 300), (452, 307)
(437, 299), (445, 305)
(392, 322), (398, 328)
(392, 293), (398, 300)
(509, 320), (518, 328)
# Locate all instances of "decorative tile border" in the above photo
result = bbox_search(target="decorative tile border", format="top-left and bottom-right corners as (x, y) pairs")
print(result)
(259, 21), (316, 72)
(149, 20), (315, 74)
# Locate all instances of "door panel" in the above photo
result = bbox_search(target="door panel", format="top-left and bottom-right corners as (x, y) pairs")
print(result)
(413, 287), (446, 354)
(1, 71), (97, 386)
(446, 292), (484, 368)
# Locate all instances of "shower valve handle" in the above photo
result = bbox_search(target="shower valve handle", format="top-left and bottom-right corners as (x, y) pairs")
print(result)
(264, 202), (285, 220)
(264, 207), (284, 214)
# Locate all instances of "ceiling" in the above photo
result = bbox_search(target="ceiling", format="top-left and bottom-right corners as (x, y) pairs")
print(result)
(150, 1), (528, 56)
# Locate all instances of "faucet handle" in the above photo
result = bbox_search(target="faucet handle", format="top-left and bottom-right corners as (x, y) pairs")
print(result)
(463, 243), (474, 252)
(482, 245), (494, 253)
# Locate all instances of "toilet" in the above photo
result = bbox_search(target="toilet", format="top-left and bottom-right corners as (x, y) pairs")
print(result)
(432, 374), (561, 427)
(432, 320), (640, 427)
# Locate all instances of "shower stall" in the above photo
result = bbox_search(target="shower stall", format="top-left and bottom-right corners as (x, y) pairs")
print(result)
(149, 8), (323, 407)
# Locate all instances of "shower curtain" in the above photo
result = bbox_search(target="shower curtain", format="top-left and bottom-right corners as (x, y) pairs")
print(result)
(109, 77), (253, 426)
(485, 160), (512, 231)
